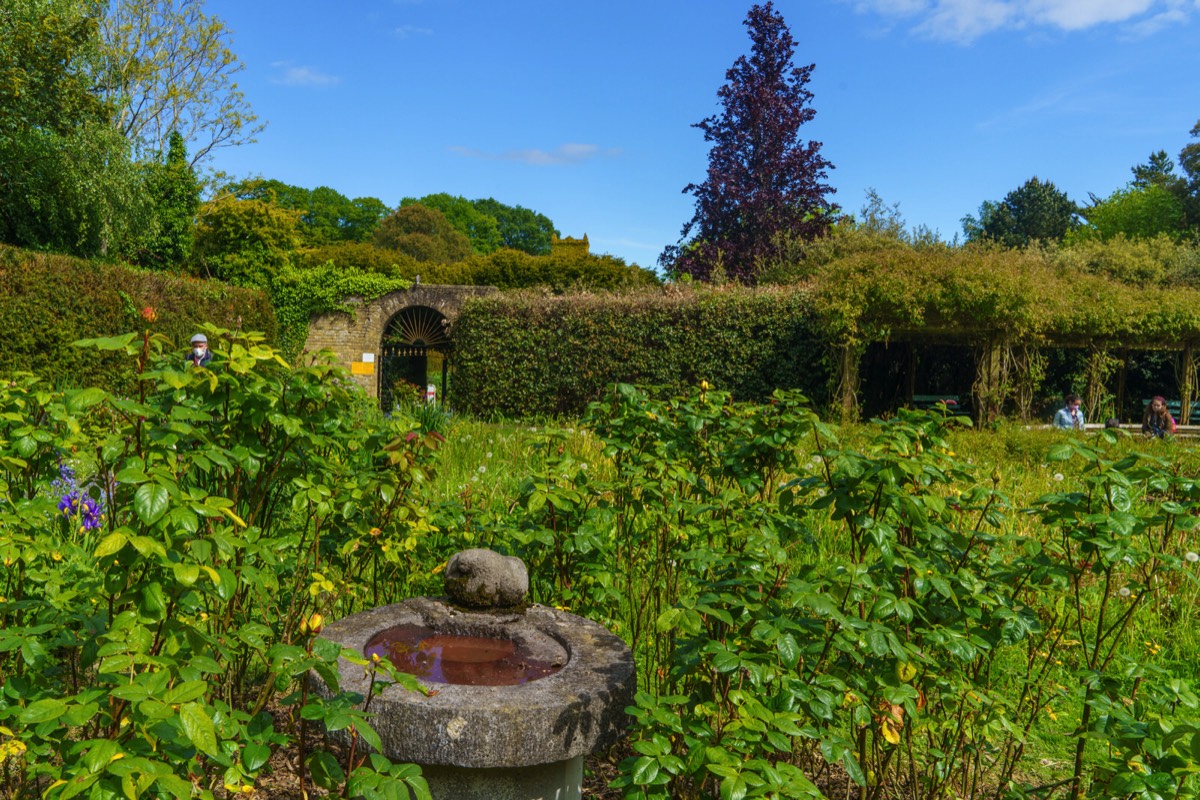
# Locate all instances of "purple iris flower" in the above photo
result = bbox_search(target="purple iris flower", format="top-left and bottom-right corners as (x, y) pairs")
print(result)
(52, 460), (104, 530)
(80, 495), (104, 531)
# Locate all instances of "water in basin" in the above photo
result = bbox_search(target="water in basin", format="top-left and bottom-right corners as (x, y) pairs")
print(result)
(366, 623), (565, 686)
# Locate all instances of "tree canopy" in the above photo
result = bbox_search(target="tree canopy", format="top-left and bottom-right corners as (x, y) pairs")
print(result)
(98, 0), (262, 164)
(962, 177), (1078, 248)
(232, 179), (389, 245)
(661, 1), (835, 284)
(401, 193), (502, 254)
(193, 195), (301, 287)
(1075, 184), (1186, 243)
(472, 197), (558, 255)
(373, 204), (473, 263)
(0, 0), (148, 257)
(0, 0), (258, 260)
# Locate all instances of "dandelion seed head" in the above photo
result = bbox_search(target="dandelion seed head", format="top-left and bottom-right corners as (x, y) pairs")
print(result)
(1119, 587), (1132, 597)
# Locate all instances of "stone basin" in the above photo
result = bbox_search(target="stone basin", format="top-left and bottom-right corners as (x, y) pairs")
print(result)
(315, 588), (635, 800)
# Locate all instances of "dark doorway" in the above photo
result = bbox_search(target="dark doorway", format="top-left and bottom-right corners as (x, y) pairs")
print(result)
(379, 305), (452, 412)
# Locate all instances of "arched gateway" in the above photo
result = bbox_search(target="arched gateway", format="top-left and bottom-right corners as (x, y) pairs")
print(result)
(302, 284), (496, 410)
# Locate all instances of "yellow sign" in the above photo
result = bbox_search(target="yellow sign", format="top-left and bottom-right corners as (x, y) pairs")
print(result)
(351, 361), (375, 375)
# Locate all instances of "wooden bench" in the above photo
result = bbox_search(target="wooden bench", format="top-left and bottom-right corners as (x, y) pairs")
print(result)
(1141, 399), (1200, 422)
(1029, 423), (1200, 439)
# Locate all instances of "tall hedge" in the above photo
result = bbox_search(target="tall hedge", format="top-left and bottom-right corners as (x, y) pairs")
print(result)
(452, 286), (829, 417)
(0, 245), (276, 391)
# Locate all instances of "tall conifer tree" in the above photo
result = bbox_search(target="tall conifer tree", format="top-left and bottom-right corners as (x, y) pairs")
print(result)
(662, 2), (835, 283)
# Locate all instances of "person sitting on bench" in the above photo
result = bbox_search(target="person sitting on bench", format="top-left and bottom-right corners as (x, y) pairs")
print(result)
(1142, 396), (1177, 438)
(1053, 394), (1085, 431)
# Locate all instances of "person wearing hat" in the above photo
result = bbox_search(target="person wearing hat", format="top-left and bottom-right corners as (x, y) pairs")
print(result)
(187, 333), (212, 368)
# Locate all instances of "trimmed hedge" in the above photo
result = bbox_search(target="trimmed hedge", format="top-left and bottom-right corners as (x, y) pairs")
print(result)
(452, 285), (829, 417)
(0, 245), (276, 391)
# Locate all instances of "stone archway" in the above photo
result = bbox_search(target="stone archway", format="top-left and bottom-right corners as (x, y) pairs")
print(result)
(378, 305), (452, 410)
(302, 284), (496, 408)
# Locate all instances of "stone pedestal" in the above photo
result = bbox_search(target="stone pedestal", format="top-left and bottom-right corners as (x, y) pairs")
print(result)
(421, 756), (582, 800)
(314, 596), (634, 800)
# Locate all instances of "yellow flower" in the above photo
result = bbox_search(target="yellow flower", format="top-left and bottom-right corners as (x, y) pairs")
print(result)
(51, 551), (63, 562)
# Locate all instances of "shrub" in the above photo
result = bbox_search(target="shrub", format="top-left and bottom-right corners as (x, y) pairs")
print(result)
(452, 285), (829, 417)
(0, 245), (275, 392)
(0, 327), (439, 799)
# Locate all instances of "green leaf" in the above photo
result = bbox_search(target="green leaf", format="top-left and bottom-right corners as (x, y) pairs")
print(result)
(164, 680), (208, 705)
(134, 483), (170, 525)
(173, 563), (200, 586)
(81, 739), (121, 773)
(19, 697), (67, 723)
(66, 387), (108, 412)
(776, 632), (800, 668)
(632, 756), (660, 784)
(720, 774), (748, 800)
(242, 742), (271, 772)
(1047, 443), (1073, 462)
(180, 702), (219, 757)
(73, 333), (138, 352)
(307, 751), (345, 791)
(94, 532), (128, 558)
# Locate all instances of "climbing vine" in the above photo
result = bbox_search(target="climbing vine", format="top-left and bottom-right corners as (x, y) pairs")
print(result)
(271, 261), (411, 360)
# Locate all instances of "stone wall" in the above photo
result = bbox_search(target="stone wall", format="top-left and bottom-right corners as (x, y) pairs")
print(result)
(303, 285), (497, 398)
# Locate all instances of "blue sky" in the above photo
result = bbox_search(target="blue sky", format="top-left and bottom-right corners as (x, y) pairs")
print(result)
(202, 0), (1200, 269)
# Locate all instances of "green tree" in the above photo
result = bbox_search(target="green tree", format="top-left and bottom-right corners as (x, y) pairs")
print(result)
(133, 130), (201, 266)
(97, 0), (263, 164)
(1074, 184), (1186, 243)
(662, 2), (836, 283)
(402, 193), (502, 254)
(1131, 150), (1183, 191)
(232, 179), (389, 245)
(962, 176), (1078, 248)
(471, 197), (558, 255)
(373, 204), (472, 263)
(0, 0), (146, 257)
(1180, 120), (1200, 230)
(193, 195), (301, 287)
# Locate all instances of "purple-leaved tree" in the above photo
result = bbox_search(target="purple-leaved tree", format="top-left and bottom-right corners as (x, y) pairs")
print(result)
(662, 2), (836, 284)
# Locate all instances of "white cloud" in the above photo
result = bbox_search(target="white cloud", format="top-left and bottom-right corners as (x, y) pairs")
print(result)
(1026, 0), (1156, 30)
(916, 0), (1018, 41)
(448, 143), (621, 165)
(269, 62), (340, 87)
(394, 25), (433, 37)
(844, 0), (1196, 42)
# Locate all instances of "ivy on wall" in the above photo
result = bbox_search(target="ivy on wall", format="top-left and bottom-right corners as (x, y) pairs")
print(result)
(270, 262), (411, 360)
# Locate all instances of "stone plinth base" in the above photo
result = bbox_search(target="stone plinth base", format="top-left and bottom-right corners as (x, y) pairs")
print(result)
(420, 755), (582, 800)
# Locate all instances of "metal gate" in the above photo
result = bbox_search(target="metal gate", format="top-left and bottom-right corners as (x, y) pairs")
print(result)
(379, 305), (451, 412)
